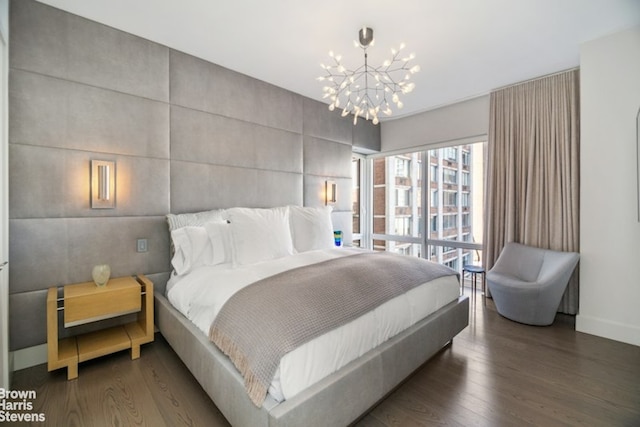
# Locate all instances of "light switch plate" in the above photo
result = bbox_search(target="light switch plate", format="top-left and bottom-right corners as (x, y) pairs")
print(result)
(136, 238), (148, 253)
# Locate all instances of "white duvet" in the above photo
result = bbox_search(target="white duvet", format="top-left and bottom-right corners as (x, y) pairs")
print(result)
(166, 248), (460, 402)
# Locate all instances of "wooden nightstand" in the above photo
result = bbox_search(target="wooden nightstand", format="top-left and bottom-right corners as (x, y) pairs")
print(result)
(46, 274), (154, 380)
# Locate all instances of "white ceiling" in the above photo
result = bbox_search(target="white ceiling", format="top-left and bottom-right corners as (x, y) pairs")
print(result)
(37, 0), (640, 121)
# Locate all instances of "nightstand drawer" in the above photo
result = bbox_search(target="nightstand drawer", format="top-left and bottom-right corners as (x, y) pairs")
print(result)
(64, 276), (141, 327)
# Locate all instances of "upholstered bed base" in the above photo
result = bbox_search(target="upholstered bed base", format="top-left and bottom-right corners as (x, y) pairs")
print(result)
(155, 293), (469, 426)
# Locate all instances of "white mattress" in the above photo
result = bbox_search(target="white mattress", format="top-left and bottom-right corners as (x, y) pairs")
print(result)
(166, 248), (460, 402)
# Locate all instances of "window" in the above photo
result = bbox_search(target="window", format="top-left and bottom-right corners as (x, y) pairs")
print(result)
(462, 149), (470, 166)
(395, 158), (410, 177)
(442, 214), (457, 229)
(443, 191), (457, 207)
(395, 188), (410, 207)
(462, 171), (470, 186)
(443, 168), (457, 184)
(359, 142), (485, 275)
(461, 192), (470, 207)
(428, 142), (484, 276)
(371, 152), (422, 256)
(394, 217), (411, 235)
(352, 156), (363, 247)
(462, 213), (470, 227)
(444, 147), (457, 161)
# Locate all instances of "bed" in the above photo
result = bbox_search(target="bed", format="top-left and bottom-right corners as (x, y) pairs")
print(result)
(155, 205), (469, 426)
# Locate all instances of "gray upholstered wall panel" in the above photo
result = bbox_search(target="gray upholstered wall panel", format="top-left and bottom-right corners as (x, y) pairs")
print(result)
(303, 136), (353, 178)
(171, 106), (302, 173)
(303, 175), (352, 212)
(8, 0), (378, 352)
(9, 217), (170, 294)
(170, 162), (303, 213)
(170, 50), (303, 133)
(10, 70), (170, 158)
(302, 98), (353, 145)
(9, 145), (170, 219)
(10, 0), (169, 102)
(9, 290), (48, 351)
(353, 116), (382, 153)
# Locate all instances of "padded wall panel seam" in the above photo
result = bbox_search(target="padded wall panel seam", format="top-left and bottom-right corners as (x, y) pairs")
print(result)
(302, 98), (353, 145)
(170, 49), (303, 134)
(303, 136), (353, 178)
(9, 144), (170, 219)
(170, 161), (303, 213)
(10, 69), (170, 159)
(170, 105), (303, 173)
(9, 217), (170, 294)
(10, 0), (170, 102)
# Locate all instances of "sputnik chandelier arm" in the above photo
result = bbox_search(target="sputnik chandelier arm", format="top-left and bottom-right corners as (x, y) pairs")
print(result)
(318, 27), (419, 125)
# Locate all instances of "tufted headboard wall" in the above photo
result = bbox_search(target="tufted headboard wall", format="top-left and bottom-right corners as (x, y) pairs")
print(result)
(7, 0), (380, 352)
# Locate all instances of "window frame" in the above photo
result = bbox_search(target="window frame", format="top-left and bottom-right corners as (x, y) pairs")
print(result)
(355, 138), (485, 276)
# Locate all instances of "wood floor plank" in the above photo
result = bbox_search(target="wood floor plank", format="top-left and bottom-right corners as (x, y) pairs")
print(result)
(10, 291), (640, 426)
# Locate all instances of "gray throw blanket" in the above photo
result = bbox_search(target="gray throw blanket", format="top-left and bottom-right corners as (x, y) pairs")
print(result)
(209, 252), (457, 407)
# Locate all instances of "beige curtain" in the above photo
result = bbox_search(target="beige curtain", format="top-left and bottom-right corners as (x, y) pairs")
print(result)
(484, 69), (580, 314)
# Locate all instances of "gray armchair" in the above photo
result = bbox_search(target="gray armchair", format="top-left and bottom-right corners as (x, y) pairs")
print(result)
(487, 242), (579, 326)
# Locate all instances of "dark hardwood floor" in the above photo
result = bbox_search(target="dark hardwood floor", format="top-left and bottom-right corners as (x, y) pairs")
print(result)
(11, 290), (640, 426)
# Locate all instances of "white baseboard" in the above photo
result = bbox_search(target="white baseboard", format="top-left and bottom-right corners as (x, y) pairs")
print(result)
(576, 314), (640, 347)
(10, 344), (47, 372)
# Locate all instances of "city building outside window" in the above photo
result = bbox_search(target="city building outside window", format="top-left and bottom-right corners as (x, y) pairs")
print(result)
(354, 141), (485, 281)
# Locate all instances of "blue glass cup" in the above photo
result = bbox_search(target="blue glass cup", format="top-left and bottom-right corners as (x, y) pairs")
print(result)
(334, 230), (343, 247)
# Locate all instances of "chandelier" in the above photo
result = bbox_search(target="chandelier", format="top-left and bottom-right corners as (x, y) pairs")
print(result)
(318, 27), (420, 125)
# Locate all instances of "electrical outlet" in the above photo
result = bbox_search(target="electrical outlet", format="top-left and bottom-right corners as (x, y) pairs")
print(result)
(137, 238), (148, 253)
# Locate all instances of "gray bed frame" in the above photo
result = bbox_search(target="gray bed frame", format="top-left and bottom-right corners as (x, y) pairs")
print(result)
(155, 289), (469, 427)
(155, 292), (469, 427)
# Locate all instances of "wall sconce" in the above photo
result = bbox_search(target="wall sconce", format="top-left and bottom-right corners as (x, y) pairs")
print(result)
(91, 160), (116, 209)
(325, 180), (337, 205)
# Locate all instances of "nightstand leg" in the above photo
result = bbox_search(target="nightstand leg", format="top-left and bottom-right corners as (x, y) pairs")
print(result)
(131, 345), (140, 360)
(67, 362), (78, 380)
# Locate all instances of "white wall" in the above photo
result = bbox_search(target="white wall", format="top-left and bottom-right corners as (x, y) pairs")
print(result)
(380, 95), (489, 153)
(577, 27), (640, 346)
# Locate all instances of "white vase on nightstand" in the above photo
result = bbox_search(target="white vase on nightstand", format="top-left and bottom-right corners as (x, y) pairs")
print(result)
(92, 264), (111, 287)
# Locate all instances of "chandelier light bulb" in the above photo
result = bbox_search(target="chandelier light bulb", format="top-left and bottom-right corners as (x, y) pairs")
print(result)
(318, 27), (419, 125)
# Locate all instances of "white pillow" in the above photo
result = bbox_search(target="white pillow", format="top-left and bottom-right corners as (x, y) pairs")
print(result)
(170, 223), (231, 275)
(204, 222), (232, 265)
(226, 207), (294, 265)
(170, 226), (214, 275)
(166, 208), (226, 232)
(289, 205), (335, 252)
